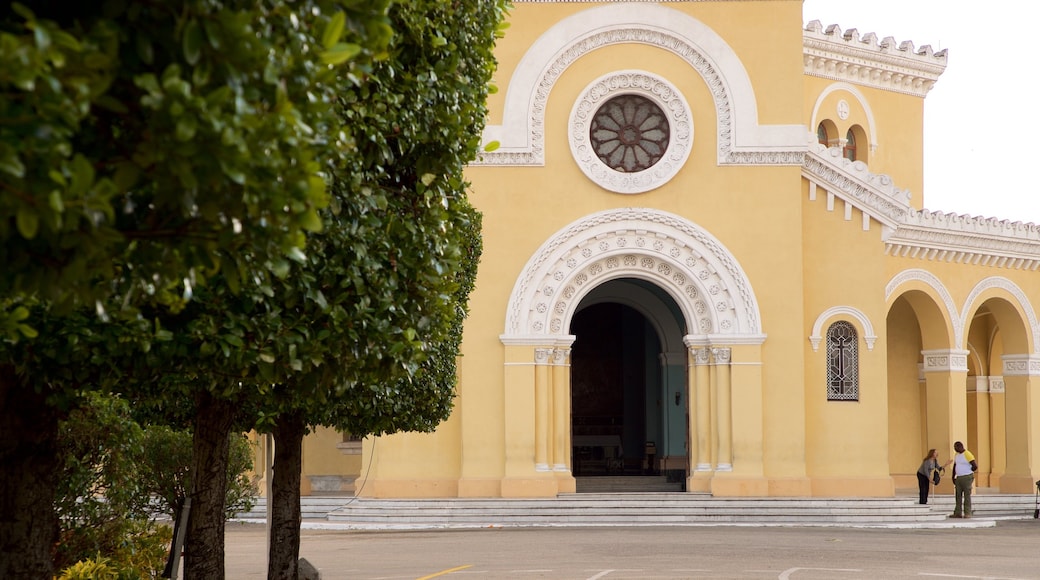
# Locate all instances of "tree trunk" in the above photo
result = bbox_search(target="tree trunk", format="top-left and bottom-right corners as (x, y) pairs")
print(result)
(183, 391), (237, 580)
(268, 412), (306, 580)
(0, 365), (60, 580)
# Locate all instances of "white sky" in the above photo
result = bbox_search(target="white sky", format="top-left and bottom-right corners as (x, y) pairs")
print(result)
(802, 1), (1040, 223)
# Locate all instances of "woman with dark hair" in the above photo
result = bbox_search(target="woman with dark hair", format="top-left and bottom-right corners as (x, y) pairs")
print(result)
(916, 449), (948, 505)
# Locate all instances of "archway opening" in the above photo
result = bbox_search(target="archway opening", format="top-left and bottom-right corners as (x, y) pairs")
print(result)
(569, 279), (687, 492)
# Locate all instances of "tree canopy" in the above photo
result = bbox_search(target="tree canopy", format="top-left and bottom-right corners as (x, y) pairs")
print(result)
(0, 1), (394, 577)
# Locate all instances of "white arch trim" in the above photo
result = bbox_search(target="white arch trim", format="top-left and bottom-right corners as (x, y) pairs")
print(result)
(885, 268), (962, 347)
(500, 208), (764, 344)
(961, 277), (1040, 355)
(885, 270), (1040, 354)
(810, 82), (879, 153)
(476, 3), (805, 166)
(809, 306), (877, 352)
(577, 281), (686, 356)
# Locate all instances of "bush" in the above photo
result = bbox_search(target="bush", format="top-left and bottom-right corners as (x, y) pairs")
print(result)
(56, 521), (172, 580)
(55, 393), (256, 573)
(137, 426), (257, 520)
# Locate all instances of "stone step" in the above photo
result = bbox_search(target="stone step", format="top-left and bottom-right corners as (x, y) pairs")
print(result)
(234, 493), (1038, 528)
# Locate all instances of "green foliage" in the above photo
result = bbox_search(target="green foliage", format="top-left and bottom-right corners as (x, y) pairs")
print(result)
(0, 0), (392, 333)
(56, 521), (172, 580)
(55, 391), (151, 562)
(54, 393), (254, 571)
(136, 426), (257, 520)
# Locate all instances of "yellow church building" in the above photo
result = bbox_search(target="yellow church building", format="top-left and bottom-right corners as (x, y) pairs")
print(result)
(293, 0), (1040, 499)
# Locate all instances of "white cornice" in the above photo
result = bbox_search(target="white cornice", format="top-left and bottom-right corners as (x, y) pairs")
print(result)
(884, 212), (1040, 271)
(801, 140), (911, 228)
(803, 20), (947, 97)
(803, 142), (1040, 271)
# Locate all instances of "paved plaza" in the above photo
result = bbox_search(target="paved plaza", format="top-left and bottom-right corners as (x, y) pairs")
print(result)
(224, 519), (1040, 580)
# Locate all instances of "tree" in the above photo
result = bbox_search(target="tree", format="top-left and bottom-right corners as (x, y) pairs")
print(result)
(0, 1), (390, 576)
(259, 0), (503, 574)
(127, 0), (506, 577)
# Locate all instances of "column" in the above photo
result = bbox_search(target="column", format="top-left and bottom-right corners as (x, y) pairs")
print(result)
(968, 376), (991, 486)
(551, 347), (570, 472)
(534, 348), (552, 472)
(1000, 355), (1040, 493)
(695, 347), (712, 471)
(922, 349), (969, 447)
(713, 347), (733, 471)
(988, 376), (1006, 487)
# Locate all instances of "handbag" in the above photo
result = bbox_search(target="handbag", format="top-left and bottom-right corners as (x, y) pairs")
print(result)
(932, 469), (941, 486)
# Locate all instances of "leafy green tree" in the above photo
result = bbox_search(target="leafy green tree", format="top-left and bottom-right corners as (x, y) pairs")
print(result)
(258, 0), (503, 574)
(0, 1), (390, 577)
(129, 1), (505, 577)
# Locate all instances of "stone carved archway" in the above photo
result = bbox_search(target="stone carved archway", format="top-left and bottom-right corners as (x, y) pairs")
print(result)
(502, 208), (763, 343)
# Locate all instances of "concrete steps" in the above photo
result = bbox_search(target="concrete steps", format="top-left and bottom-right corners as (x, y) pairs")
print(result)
(925, 493), (1038, 519)
(234, 493), (1038, 529)
(575, 475), (684, 493)
(321, 494), (947, 528)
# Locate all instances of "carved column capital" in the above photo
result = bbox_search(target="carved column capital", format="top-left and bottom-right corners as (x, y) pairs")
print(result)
(921, 349), (969, 373)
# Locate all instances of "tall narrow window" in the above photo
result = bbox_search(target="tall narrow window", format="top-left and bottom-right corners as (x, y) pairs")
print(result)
(817, 123), (829, 146)
(843, 128), (857, 161)
(826, 321), (859, 401)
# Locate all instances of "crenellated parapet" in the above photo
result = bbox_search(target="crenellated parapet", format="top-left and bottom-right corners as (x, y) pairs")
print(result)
(884, 209), (1040, 270)
(803, 20), (948, 97)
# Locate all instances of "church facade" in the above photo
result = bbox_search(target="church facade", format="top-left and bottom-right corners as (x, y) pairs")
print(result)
(295, 0), (1040, 498)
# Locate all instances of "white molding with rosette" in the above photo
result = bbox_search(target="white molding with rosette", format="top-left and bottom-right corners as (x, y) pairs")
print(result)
(569, 71), (693, 194)
(501, 208), (764, 345)
(475, 3), (805, 167)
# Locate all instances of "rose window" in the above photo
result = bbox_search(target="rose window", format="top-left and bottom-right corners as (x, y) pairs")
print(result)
(590, 94), (670, 173)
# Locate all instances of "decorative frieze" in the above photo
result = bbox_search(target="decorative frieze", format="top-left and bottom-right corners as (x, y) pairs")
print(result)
(921, 349), (969, 373)
(503, 208), (762, 340)
(1002, 355), (1040, 377)
(803, 21), (947, 98)
(989, 376), (1005, 393)
(884, 210), (1040, 271)
(802, 143), (910, 228)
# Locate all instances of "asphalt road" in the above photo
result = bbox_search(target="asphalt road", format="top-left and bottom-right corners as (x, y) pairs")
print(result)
(224, 520), (1040, 580)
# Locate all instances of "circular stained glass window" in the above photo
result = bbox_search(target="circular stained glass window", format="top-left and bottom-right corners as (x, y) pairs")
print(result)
(590, 94), (670, 173)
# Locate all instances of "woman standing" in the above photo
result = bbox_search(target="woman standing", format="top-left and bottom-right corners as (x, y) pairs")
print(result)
(916, 449), (947, 504)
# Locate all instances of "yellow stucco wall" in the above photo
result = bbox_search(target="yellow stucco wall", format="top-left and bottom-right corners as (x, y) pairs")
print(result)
(288, 1), (1040, 499)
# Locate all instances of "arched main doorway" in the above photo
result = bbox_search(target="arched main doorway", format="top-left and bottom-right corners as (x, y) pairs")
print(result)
(569, 279), (688, 490)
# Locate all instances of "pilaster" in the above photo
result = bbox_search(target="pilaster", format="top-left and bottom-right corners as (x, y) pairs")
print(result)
(1000, 355), (1040, 493)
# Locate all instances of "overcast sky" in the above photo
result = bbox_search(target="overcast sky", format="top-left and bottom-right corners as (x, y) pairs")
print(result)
(802, 1), (1040, 223)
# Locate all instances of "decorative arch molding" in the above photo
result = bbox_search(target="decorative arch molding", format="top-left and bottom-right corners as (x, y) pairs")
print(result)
(961, 277), (1040, 354)
(569, 70), (693, 194)
(810, 82), (878, 153)
(475, 3), (805, 167)
(885, 268), (961, 346)
(501, 208), (764, 344)
(809, 306), (877, 352)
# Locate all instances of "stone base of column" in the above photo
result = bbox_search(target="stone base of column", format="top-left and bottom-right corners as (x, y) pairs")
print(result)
(457, 477), (503, 497)
(358, 477), (460, 498)
(766, 477), (812, 497)
(554, 470), (576, 493)
(809, 476), (894, 497)
(686, 470), (713, 493)
(710, 474), (768, 497)
(500, 475), (560, 498)
(999, 474), (1040, 494)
